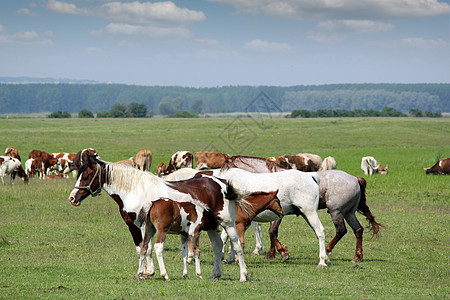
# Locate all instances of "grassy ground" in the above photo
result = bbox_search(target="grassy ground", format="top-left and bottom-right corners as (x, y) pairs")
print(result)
(0, 117), (449, 299)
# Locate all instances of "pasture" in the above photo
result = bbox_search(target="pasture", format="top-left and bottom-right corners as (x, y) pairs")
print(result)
(0, 117), (449, 299)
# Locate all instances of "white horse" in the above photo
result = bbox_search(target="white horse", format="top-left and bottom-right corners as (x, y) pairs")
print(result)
(216, 168), (329, 267)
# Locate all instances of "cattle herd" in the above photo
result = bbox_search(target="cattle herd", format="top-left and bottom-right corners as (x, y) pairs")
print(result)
(1, 145), (449, 281)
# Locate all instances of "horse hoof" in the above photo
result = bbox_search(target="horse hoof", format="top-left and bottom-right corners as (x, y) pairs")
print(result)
(196, 274), (203, 279)
(317, 263), (328, 268)
(282, 253), (289, 262)
(208, 274), (221, 279)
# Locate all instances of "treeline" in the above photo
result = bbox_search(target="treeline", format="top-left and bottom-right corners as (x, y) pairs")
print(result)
(0, 83), (449, 114)
(287, 107), (442, 118)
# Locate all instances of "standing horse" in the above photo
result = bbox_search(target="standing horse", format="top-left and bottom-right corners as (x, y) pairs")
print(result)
(216, 168), (329, 267)
(220, 190), (284, 264)
(223, 155), (384, 263)
(68, 151), (248, 282)
(135, 149), (152, 172)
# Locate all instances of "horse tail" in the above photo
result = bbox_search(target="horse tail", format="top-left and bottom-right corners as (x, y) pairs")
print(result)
(356, 177), (385, 236)
(225, 180), (254, 216)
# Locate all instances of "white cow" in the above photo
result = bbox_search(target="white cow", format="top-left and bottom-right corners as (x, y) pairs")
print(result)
(320, 156), (337, 171)
(361, 156), (388, 175)
(0, 156), (28, 184)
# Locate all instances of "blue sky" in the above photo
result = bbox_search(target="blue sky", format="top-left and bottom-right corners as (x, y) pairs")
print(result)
(1, 0), (449, 87)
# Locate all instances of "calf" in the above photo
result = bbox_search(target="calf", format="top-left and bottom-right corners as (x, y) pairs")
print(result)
(424, 158), (450, 175)
(195, 152), (231, 170)
(29, 150), (58, 176)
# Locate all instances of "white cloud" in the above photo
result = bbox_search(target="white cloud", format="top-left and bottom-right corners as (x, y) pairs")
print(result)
(399, 37), (449, 49)
(96, 23), (191, 39)
(0, 29), (53, 47)
(316, 20), (395, 33)
(15, 8), (39, 17)
(47, 0), (88, 15)
(208, 0), (449, 20)
(244, 39), (292, 52)
(46, 0), (205, 25)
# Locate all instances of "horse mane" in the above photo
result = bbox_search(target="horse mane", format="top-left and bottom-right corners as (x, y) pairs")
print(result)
(105, 162), (162, 193)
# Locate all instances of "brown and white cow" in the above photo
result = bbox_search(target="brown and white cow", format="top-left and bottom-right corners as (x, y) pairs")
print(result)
(424, 158), (450, 175)
(5, 147), (21, 161)
(28, 150), (59, 178)
(51, 152), (77, 176)
(361, 156), (388, 175)
(0, 156), (28, 184)
(158, 151), (193, 176)
(195, 152), (231, 170)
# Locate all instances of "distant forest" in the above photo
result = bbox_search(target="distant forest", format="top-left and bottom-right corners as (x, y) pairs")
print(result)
(0, 82), (448, 114)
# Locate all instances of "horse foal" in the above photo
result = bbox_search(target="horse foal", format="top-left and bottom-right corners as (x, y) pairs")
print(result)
(143, 197), (221, 281)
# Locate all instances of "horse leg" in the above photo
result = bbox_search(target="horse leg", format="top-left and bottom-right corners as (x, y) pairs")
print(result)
(344, 212), (364, 262)
(207, 230), (223, 279)
(154, 230), (170, 281)
(267, 218), (289, 261)
(143, 226), (156, 278)
(181, 235), (189, 279)
(192, 232), (202, 279)
(133, 224), (155, 280)
(186, 238), (195, 264)
(220, 228), (229, 262)
(251, 221), (264, 255)
(223, 225), (247, 282)
(326, 211), (347, 256)
(302, 211), (329, 267)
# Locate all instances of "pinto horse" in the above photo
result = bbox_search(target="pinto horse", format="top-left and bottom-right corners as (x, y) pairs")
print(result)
(0, 156), (28, 184)
(68, 150), (248, 282)
(223, 155), (384, 263)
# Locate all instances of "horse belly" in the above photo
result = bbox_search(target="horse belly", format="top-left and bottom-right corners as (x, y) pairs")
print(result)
(253, 210), (282, 222)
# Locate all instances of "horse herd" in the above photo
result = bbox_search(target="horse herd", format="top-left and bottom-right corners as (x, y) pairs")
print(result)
(2, 146), (448, 282)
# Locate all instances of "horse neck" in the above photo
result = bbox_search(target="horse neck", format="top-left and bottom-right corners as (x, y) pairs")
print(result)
(243, 194), (275, 218)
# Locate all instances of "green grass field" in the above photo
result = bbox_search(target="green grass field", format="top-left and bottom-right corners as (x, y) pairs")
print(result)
(0, 117), (449, 299)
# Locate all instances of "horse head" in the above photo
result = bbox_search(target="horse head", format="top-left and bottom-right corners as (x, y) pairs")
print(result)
(69, 150), (103, 206)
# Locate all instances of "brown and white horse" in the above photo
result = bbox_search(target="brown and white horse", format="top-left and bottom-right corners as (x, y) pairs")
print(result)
(0, 156), (28, 184)
(68, 150), (248, 282)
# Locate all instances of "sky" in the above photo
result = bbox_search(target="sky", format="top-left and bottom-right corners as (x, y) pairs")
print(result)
(0, 0), (449, 87)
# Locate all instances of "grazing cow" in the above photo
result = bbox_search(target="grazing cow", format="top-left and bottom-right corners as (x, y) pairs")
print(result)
(69, 151), (249, 282)
(320, 156), (337, 171)
(195, 152), (231, 170)
(158, 151), (194, 176)
(361, 156), (388, 175)
(5, 147), (21, 161)
(25, 158), (43, 179)
(28, 150), (59, 177)
(424, 158), (450, 175)
(51, 152), (77, 172)
(135, 149), (152, 172)
(0, 156), (28, 184)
